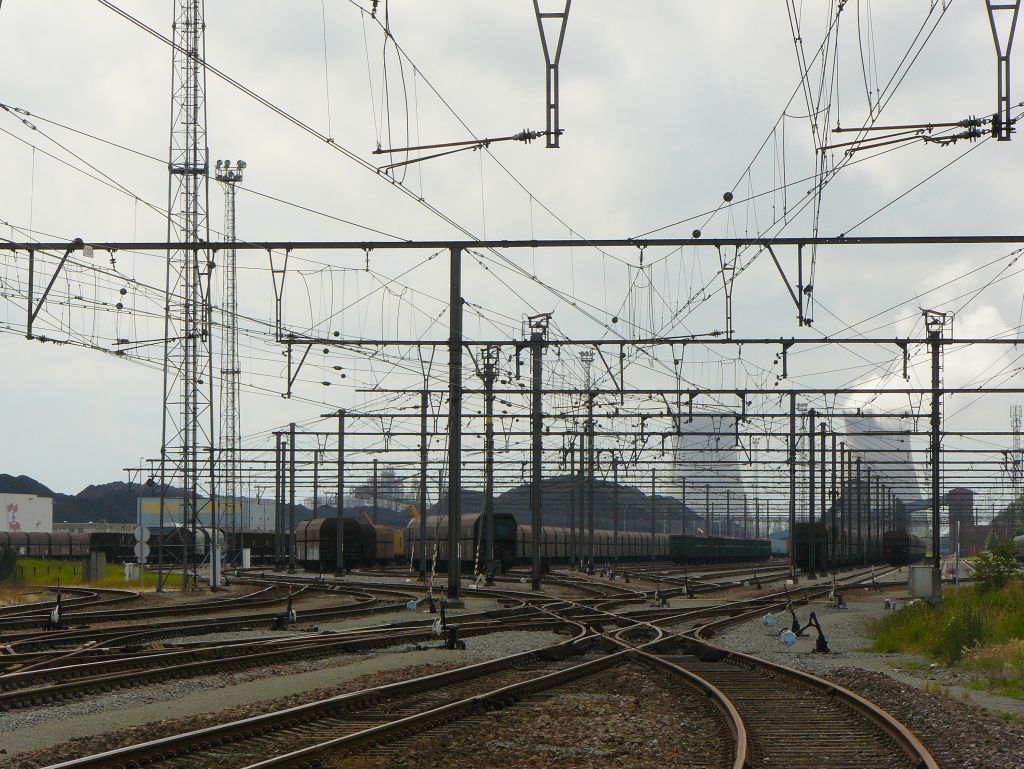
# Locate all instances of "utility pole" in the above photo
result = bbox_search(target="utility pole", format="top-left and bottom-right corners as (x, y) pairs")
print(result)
(808, 407), (817, 578)
(857, 456), (864, 564)
(612, 453), (619, 562)
(529, 314), (550, 590)
(447, 247), (464, 606)
(273, 432), (283, 567)
(586, 390), (595, 573)
(926, 310), (946, 607)
(650, 470), (656, 560)
(866, 465), (873, 562)
(726, 489), (732, 538)
(875, 475), (882, 559)
(680, 476), (687, 535)
(312, 448), (320, 517)
(288, 422), (297, 573)
(419, 391), (428, 580)
(336, 411), (345, 576)
(568, 437), (576, 569)
(576, 436), (585, 569)
(483, 347), (497, 580)
(830, 430), (837, 571)
(788, 392), (797, 579)
(820, 420), (827, 572)
(705, 483), (711, 537)
(842, 444), (850, 562)
(580, 350), (595, 572)
(371, 458), (379, 525)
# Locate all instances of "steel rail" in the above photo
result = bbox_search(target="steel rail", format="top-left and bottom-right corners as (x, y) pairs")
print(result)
(41, 620), (592, 769)
(0, 618), (559, 712)
(678, 577), (939, 769)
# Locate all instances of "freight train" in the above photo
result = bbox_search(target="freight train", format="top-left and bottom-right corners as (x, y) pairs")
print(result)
(669, 534), (771, 564)
(881, 531), (927, 566)
(790, 522), (923, 570)
(292, 513), (772, 573)
(0, 531), (92, 558)
(406, 513), (672, 570)
(294, 517), (397, 572)
(0, 529), (277, 565)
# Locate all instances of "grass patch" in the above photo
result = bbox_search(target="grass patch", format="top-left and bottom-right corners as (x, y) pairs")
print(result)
(962, 640), (1024, 700)
(1, 558), (183, 590)
(871, 580), (1024, 664)
(869, 579), (1024, 700)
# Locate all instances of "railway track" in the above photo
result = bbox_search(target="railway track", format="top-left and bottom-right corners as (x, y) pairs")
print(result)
(0, 586), (138, 623)
(40, 622), (596, 769)
(0, 582), (426, 655)
(586, 566), (936, 768)
(20, 567), (937, 769)
(0, 613), (558, 712)
(0, 572), (561, 712)
(656, 570), (937, 769)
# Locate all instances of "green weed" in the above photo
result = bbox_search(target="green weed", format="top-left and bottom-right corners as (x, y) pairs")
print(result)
(1, 558), (182, 590)
(870, 580), (1024, 700)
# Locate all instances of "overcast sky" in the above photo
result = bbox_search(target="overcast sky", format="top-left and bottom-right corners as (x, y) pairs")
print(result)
(1, 1), (1022, 520)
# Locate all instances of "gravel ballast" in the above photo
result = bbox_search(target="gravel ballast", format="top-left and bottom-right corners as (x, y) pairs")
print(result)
(713, 586), (1024, 769)
(326, 663), (733, 769)
(824, 667), (1024, 769)
(0, 629), (563, 761)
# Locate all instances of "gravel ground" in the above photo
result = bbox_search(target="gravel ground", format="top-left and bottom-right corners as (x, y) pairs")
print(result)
(715, 583), (1024, 717)
(713, 586), (1024, 769)
(0, 629), (563, 760)
(315, 597), (506, 632)
(375, 628), (567, 663)
(715, 584), (925, 676)
(159, 628), (309, 644)
(0, 662), (457, 769)
(327, 663), (732, 769)
(824, 668), (1024, 769)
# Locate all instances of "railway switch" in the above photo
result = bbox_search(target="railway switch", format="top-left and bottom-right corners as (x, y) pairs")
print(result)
(271, 593), (298, 631)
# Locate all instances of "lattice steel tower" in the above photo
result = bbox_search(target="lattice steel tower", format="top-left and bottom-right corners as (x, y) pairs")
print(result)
(215, 160), (245, 547)
(159, 0), (216, 590)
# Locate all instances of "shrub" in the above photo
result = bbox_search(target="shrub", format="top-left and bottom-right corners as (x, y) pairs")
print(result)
(974, 541), (1020, 593)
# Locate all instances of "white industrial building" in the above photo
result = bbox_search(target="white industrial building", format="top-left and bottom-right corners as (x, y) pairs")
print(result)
(137, 497), (275, 532)
(1, 493), (54, 533)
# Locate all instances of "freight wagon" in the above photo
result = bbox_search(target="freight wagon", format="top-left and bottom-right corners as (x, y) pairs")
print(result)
(881, 531), (926, 566)
(668, 534), (771, 564)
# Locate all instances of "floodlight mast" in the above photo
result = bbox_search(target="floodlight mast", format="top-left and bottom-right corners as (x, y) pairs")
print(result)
(215, 160), (245, 570)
